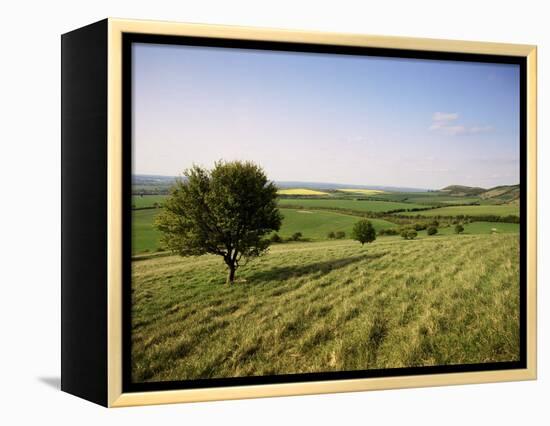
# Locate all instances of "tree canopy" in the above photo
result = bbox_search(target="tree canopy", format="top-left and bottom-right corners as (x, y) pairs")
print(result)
(351, 219), (376, 246)
(155, 161), (282, 283)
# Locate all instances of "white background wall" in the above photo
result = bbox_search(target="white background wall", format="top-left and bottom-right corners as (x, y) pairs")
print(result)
(1, 0), (547, 424)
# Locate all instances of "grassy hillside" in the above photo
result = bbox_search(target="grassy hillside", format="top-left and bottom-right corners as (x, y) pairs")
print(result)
(440, 185), (486, 196)
(480, 185), (520, 203)
(131, 234), (520, 382)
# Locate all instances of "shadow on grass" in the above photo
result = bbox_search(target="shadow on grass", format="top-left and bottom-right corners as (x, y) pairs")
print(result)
(247, 252), (387, 284)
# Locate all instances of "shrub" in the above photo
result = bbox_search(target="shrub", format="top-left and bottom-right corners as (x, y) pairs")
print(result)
(427, 226), (438, 236)
(335, 231), (346, 239)
(327, 231), (336, 239)
(290, 232), (303, 241)
(413, 223), (426, 231)
(378, 228), (399, 236)
(270, 233), (283, 243)
(454, 224), (465, 234)
(406, 229), (418, 239)
(400, 228), (417, 240)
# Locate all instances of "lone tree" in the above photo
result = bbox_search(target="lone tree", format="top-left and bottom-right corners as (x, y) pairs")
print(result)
(155, 161), (282, 284)
(351, 220), (376, 246)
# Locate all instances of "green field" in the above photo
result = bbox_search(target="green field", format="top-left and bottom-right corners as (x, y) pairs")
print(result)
(132, 209), (162, 254)
(413, 221), (519, 237)
(132, 195), (168, 209)
(408, 204), (519, 217)
(132, 207), (398, 253)
(277, 209), (396, 240)
(132, 206), (520, 254)
(279, 198), (425, 213)
(131, 234), (520, 382)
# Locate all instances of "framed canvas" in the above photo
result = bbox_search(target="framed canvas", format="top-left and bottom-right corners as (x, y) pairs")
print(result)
(61, 18), (537, 407)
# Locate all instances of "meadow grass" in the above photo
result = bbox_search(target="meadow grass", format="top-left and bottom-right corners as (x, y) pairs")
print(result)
(131, 234), (520, 382)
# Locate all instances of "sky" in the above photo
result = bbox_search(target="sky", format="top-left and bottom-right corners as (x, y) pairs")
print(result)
(132, 42), (520, 190)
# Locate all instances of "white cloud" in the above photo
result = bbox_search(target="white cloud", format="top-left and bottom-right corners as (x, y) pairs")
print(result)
(429, 112), (493, 136)
(432, 112), (459, 122)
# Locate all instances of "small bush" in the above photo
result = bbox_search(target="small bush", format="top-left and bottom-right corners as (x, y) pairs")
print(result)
(270, 233), (283, 243)
(327, 231), (336, 239)
(335, 231), (346, 239)
(413, 223), (426, 231)
(407, 229), (418, 239)
(427, 226), (438, 236)
(385, 228), (399, 236)
(400, 228), (418, 240)
(290, 232), (303, 241)
(454, 224), (465, 234)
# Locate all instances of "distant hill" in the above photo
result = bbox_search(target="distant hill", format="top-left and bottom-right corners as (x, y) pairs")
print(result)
(440, 185), (486, 196)
(440, 184), (520, 203)
(480, 184), (520, 203)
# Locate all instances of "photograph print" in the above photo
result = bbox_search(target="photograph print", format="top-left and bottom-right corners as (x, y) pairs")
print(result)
(127, 38), (523, 388)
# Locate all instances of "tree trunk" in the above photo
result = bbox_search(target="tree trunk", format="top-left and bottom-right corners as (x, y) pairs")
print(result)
(226, 264), (236, 284)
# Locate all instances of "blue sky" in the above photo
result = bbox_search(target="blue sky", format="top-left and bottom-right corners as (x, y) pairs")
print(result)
(132, 42), (520, 189)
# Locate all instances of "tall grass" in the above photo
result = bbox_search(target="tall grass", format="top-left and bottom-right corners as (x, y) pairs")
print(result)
(131, 234), (519, 382)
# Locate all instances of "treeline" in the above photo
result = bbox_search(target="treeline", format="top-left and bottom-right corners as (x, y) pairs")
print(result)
(278, 204), (436, 217)
(269, 232), (307, 243)
(378, 220), (465, 240)
(133, 190), (170, 196)
(393, 213), (520, 223)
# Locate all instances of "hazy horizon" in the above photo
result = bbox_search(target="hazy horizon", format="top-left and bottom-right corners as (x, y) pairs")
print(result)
(133, 172), (521, 191)
(132, 43), (520, 189)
